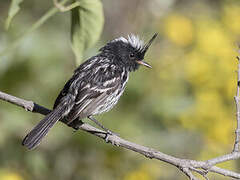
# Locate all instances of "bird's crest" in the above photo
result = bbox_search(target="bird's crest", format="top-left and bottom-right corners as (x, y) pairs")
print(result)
(100, 33), (158, 57)
(112, 34), (144, 52)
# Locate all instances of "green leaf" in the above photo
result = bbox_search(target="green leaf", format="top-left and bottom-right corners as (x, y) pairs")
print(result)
(71, 0), (104, 65)
(5, 0), (23, 30)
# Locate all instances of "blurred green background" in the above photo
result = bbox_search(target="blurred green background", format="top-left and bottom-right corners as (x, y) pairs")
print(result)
(1, 0), (240, 179)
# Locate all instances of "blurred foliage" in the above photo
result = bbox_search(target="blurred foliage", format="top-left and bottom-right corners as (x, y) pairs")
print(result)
(5, 0), (23, 30)
(71, 0), (104, 65)
(0, 0), (240, 179)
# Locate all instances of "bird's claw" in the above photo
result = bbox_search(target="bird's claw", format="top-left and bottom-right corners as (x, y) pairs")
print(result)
(104, 130), (120, 146)
(106, 130), (119, 136)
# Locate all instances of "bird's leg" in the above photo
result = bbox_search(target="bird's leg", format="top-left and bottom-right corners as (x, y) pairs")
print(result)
(68, 118), (109, 135)
(88, 116), (111, 133)
(88, 116), (118, 136)
(87, 116), (120, 146)
(68, 118), (84, 131)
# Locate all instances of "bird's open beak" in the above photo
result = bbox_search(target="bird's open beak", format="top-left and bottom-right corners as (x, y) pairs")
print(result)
(136, 60), (152, 68)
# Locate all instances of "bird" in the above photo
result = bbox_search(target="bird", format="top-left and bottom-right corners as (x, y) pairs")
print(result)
(22, 33), (158, 150)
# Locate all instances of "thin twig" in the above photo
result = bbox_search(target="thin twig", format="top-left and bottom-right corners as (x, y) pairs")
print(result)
(181, 167), (199, 180)
(233, 55), (240, 152)
(0, 91), (50, 115)
(191, 167), (209, 180)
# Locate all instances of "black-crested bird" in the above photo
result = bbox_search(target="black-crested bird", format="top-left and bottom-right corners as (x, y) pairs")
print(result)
(22, 33), (158, 150)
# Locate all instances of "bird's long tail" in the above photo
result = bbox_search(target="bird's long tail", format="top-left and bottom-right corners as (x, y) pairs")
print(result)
(22, 102), (70, 150)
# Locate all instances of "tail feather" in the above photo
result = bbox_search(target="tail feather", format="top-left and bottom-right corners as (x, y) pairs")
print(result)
(22, 105), (66, 150)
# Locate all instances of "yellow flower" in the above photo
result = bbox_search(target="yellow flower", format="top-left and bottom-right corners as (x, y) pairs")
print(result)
(184, 51), (211, 86)
(0, 172), (23, 180)
(223, 5), (240, 35)
(180, 90), (234, 144)
(123, 163), (158, 180)
(123, 170), (151, 180)
(164, 14), (194, 46)
(196, 20), (233, 58)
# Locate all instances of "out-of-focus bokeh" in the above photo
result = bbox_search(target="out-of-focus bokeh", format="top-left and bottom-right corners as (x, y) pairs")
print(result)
(0, 0), (240, 179)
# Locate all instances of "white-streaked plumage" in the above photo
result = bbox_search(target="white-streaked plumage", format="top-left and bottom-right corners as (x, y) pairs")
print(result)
(22, 33), (157, 150)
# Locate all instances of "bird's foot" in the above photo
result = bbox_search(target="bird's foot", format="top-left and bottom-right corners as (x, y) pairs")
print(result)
(107, 130), (119, 136)
(70, 125), (79, 132)
(105, 130), (120, 146)
(68, 120), (84, 132)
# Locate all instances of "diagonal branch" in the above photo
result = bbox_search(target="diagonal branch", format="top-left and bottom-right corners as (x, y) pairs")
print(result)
(0, 90), (240, 179)
(0, 91), (51, 115)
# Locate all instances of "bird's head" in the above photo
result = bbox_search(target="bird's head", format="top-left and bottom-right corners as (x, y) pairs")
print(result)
(100, 33), (158, 71)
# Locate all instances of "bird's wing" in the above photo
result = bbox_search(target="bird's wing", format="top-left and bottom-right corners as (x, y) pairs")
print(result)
(53, 55), (100, 109)
(53, 76), (75, 109)
(67, 75), (122, 121)
(53, 55), (125, 122)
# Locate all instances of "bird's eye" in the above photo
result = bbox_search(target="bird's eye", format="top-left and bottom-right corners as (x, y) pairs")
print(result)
(129, 53), (135, 58)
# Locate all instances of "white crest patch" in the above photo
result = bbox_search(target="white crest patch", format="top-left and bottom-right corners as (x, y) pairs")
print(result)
(113, 37), (128, 44)
(127, 34), (144, 51)
(112, 34), (144, 51)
